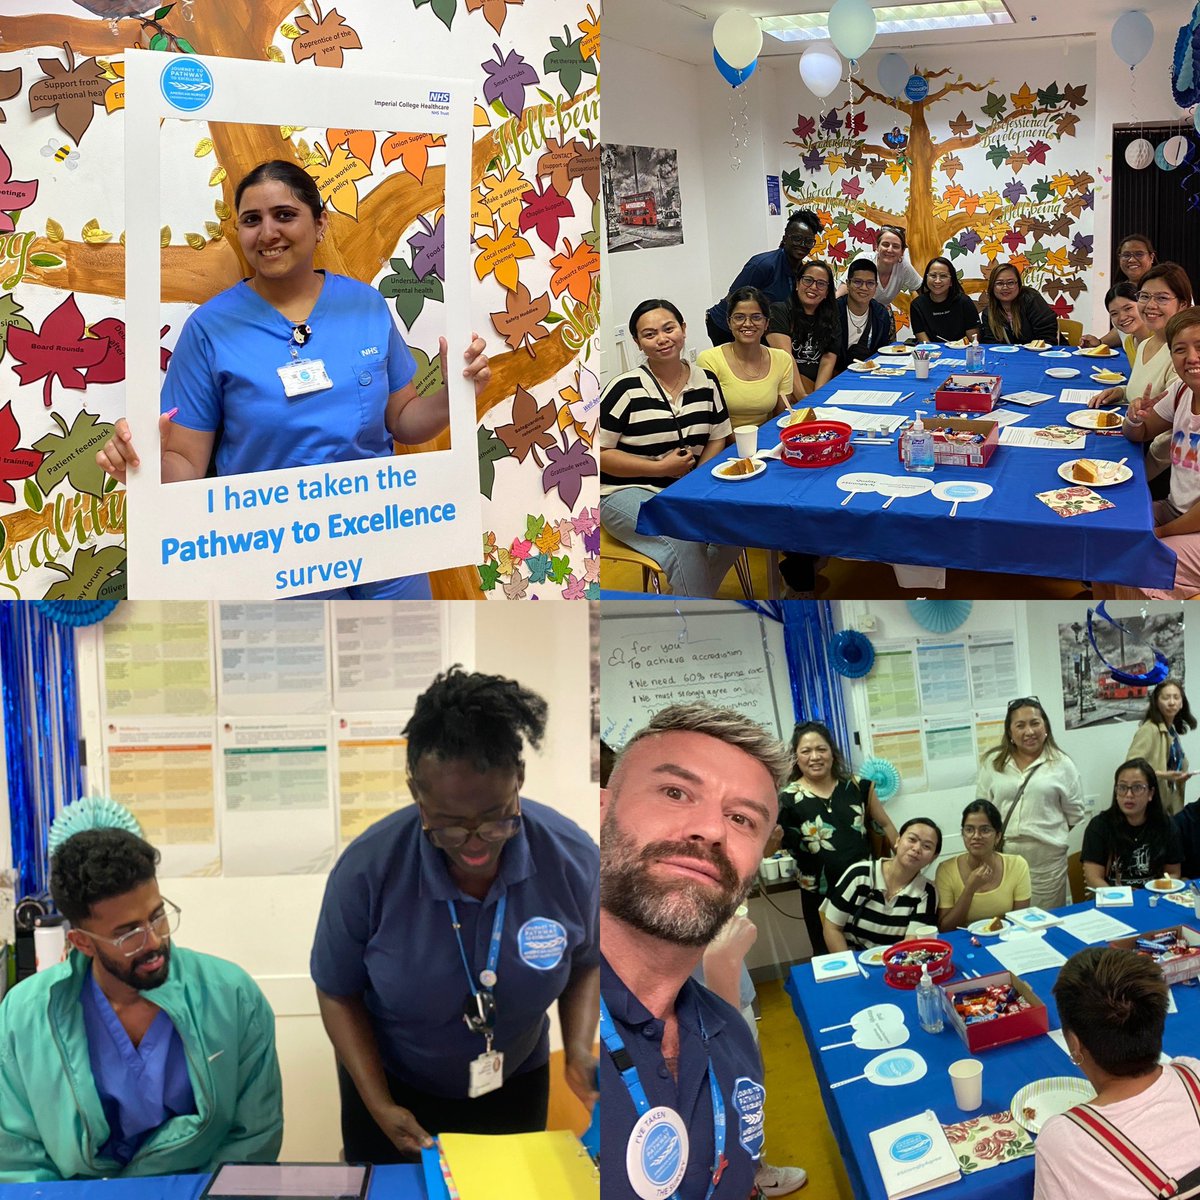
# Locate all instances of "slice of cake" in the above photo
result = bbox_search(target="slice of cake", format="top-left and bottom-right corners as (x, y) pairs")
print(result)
(1095, 411), (1121, 428)
(1071, 459), (1098, 483)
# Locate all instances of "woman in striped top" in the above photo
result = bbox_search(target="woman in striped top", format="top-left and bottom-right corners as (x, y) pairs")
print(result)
(599, 299), (743, 596)
(820, 819), (942, 952)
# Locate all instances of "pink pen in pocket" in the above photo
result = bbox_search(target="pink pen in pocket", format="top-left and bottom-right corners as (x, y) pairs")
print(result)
(164, 407), (179, 420)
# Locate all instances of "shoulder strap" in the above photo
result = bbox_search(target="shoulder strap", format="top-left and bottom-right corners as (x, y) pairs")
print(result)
(998, 762), (1043, 843)
(1063, 1104), (1177, 1197)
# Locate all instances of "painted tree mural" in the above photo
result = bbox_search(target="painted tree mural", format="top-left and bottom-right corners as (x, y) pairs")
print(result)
(782, 63), (1093, 330)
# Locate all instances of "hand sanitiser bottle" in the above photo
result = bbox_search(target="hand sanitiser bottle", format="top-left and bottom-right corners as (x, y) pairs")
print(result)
(905, 410), (935, 474)
(917, 963), (944, 1034)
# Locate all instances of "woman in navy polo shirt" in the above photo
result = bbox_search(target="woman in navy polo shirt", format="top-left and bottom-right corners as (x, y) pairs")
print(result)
(311, 667), (599, 1163)
(96, 159), (489, 599)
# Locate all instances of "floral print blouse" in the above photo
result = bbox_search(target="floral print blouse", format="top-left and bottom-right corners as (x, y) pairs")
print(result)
(778, 775), (872, 894)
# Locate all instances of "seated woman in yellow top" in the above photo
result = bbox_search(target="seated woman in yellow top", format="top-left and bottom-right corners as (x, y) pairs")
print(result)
(935, 800), (1032, 929)
(697, 287), (797, 428)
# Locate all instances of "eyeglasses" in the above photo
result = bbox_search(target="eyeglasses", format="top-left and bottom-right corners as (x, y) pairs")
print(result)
(783, 233), (817, 247)
(1115, 783), (1150, 796)
(963, 826), (996, 838)
(423, 811), (522, 850)
(1007, 696), (1040, 710)
(1137, 292), (1176, 306)
(1119, 251), (1150, 261)
(993, 277), (1019, 288)
(849, 278), (878, 290)
(799, 277), (829, 291)
(76, 900), (181, 957)
(730, 313), (767, 326)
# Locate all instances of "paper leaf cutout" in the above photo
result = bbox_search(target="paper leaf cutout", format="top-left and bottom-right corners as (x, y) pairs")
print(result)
(465, 0), (521, 36)
(543, 24), (597, 97)
(0, 293), (33, 362)
(407, 345), (444, 400)
(328, 127), (376, 167)
(408, 213), (445, 281)
(548, 553), (571, 584)
(0, 144), (38, 235)
(0, 401), (44, 505)
(518, 179), (574, 249)
(292, 6), (363, 68)
(29, 44), (108, 144)
(948, 110), (971, 137)
(414, 0), (458, 31)
(378, 258), (443, 329)
(494, 385), (556, 464)
(536, 137), (579, 198)
(490, 279), (551, 354)
(8, 294), (109, 408)
(42, 544), (126, 601)
(535, 521), (560, 556)
(306, 143), (371, 219)
(541, 432), (597, 508)
(380, 131), (445, 184)
(477, 424), (512, 499)
(981, 91), (1007, 121)
(482, 43), (539, 116)
(0, 68), (22, 123)
(33, 408), (113, 499)
(578, 4), (599, 60)
(549, 237), (598, 304)
(477, 561), (501, 591)
(503, 572), (529, 599)
(474, 224), (534, 292)
(479, 164), (530, 230)
(570, 140), (600, 202)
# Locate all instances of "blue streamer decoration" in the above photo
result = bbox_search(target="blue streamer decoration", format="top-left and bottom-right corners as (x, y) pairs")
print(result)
(1, 605), (85, 901)
(860, 756), (901, 802)
(32, 600), (119, 627)
(830, 629), (875, 678)
(1086, 603), (1171, 687)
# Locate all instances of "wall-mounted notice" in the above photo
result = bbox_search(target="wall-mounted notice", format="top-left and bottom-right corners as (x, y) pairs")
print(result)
(336, 715), (412, 845)
(968, 636), (1019, 706)
(103, 601), (214, 716)
(864, 648), (919, 721)
(217, 602), (330, 714)
(869, 724), (927, 792)
(916, 641), (971, 713)
(333, 601), (448, 711)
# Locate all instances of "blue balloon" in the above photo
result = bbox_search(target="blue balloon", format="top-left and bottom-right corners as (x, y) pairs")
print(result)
(877, 52), (910, 98)
(713, 47), (757, 87)
(1112, 9), (1154, 69)
(904, 73), (929, 102)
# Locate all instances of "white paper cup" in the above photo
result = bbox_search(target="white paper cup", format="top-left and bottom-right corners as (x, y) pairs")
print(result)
(760, 857), (781, 882)
(915, 358), (930, 379)
(734, 425), (759, 458)
(777, 854), (796, 879)
(949, 1058), (984, 1111)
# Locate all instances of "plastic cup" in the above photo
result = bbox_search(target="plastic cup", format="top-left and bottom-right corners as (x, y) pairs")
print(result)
(777, 853), (796, 879)
(760, 857), (781, 882)
(734, 425), (759, 458)
(915, 356), (930, 380)
(949, 1058), (984, 1111)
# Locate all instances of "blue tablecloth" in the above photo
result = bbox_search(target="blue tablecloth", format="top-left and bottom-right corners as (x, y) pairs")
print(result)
(638, 347), (1178, 589)
(0, 1165), (425, 1200)
(785, 891), (1200, 1200)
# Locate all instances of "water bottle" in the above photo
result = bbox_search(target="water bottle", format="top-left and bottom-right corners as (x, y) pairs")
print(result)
(916, 963), (944, 1033)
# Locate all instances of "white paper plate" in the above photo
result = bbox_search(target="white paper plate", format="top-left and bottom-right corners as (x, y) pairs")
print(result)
(1066, 409), (1123, 430)
(713, 457), (766, 482)
(1090, 372), (1126, 384)
(1046, 367), (1080, 379)
(1039, 349), (1073, 358)
(1022, 341), (1054, 351)
(968, 917), (1013, 936)
(1056, 459), (1132, 487)
(1010, 1077), (1095, 1135)
(989, 344), (1020, 353)
(942, 338), (970, 349)
(777, 411), (812, 428)
(1080, 346), (1119, 358)
(848, 360), (879, 372)
(879, 344), (912, 355)
(1145, 877), (1186, 894)
(858, 946), (887, 967)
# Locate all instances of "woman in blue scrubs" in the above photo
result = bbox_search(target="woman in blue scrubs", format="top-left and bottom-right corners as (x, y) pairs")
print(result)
(310, 667), (599, 1163)
(96, 159), (490, 599)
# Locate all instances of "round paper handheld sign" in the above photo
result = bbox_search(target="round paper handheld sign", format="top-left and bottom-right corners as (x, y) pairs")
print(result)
(829, 1048), (928, 1090)
(932, 479), (992, 517)
(876, 474), (933, 509)
(836, 471), (889, 506)
(818, 1001), (906, 1034)
(627, 1107), (689, 1200)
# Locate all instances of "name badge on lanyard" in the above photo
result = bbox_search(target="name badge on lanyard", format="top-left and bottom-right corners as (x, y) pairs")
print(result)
(449, 895), (507, 1097)
(277, 358), (333, 397)
(626, 1107), (689, 1200)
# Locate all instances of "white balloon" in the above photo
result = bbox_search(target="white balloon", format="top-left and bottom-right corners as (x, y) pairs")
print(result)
(713, 9), (762, 71)
(1125, 137), (1154, 169)
(1111, 10), (1154, 69)
(828, 0), (877, 62)
(800, 41), (843, 99)
(1161, 134), (1190, 167)
(877, 52), (910, 98)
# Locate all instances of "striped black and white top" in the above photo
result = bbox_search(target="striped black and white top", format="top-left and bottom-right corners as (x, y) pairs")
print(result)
(820, 858), (938, 949)
(599, 365), (732, 496)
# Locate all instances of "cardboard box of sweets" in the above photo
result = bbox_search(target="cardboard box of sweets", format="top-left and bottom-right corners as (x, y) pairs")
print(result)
(934, 374), (1003, 414)
(940, 970), (1049, 1052)
(897, 416), (1000, 469)
(1108, 925), (1200, 986)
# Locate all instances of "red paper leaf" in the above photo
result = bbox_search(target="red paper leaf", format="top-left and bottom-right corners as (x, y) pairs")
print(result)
(7, 294), (109, 408)
(0, 401), (45, 505)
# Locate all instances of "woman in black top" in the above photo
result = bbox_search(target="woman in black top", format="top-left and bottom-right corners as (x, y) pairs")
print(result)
(910, 257), (981, 344)
(767, 260), (841, 397)
(978, 263), (1059, 345)
(1080, 758), (1183, 888)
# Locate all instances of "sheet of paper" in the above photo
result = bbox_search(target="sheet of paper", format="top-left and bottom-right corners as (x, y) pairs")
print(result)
(103, 602), (215, 716)
(825, 389), (905, 407)
(103, 718), (219, 876)
(985, 409), (1029, 427)
(219, 718), (336, 876)
(870, 724), (927, 791)
(916, 641), (971, 712)
(865, 648), (920, 720)
(815, 406), (907, 433)
(1059, 389), (1106, 406)
(336, 714), (413, 844)
(974, 716), (1006, 763)
(439, 1131), (599, 1200)
(923, 718), (977, 791)
(968, 636), (1019, 707)
(1055, 909), (1138, 943)
(999, 425), (1087, 449)
(333, 601), (448, 711)
(1001, 391), (1054, 406)
(985, 932), (1068, 974)
(217, 602), (330, 715)
(1048, 1027), (1170, 1066)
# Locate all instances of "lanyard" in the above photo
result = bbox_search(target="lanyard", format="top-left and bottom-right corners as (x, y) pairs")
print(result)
(599, 994), (727, 1200)
(447, 893), (506, 998)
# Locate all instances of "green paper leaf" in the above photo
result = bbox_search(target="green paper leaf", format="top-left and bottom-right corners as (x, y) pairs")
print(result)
(0, 292), (33, 362)
(525, 514), (545, 542)
(33, 408), (115, 500)
(408, 345), (444, 399)
(29, 253), (65, 269)
(477, 424), (512, 500)
(477, 561), (501, 591)
(549, 552), (571, 583)
(23, 477), (42, 513)
(378, 258), (443, 329)
(42, 545), (127, 600)
(414, 0), (456, 31)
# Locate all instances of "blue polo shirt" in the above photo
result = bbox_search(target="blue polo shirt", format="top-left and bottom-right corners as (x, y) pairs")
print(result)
(163, 272), (417, 477)
(311, 800), (599, 1099)
(601, 956), (763, 1200)
(705, 247), (796, 335)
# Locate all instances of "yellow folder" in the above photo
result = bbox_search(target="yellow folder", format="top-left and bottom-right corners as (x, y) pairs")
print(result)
(439, 1130), (599, 1200)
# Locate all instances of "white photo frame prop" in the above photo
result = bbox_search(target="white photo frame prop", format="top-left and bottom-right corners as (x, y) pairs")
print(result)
(124, 53), (476, 598)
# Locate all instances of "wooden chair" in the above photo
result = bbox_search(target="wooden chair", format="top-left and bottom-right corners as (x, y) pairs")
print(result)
(599, 526), (668, 593)
(1067, 850), (1086, 903)
(1058, 318), (1084, 347)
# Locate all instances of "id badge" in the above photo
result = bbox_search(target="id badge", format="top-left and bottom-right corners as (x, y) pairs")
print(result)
(467, 1049), (504, 1098)
(277, 358), (333, 397)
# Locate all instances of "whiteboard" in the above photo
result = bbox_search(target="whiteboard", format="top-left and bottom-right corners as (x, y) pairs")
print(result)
(601, 610), (785, 748)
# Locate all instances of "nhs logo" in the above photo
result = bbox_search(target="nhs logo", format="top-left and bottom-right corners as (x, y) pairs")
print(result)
(429, 90), (451, 103)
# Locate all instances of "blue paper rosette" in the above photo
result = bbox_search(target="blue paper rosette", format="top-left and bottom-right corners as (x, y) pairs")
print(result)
(829, 629), (875, 678)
